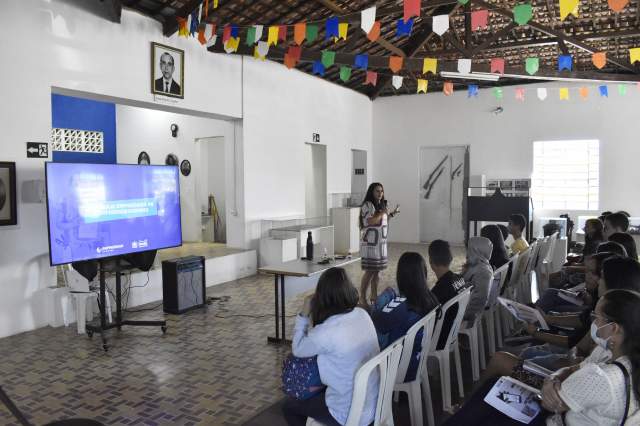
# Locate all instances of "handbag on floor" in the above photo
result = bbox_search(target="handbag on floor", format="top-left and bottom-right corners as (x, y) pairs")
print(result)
(281, 354), (325, 400)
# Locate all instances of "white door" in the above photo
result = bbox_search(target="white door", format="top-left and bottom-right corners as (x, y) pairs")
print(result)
(304, 143), (327, 218)
(419, 146), (468, 244)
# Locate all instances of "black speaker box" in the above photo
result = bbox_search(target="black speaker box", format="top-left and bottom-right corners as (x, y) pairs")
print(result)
(162, 256), (206, 314)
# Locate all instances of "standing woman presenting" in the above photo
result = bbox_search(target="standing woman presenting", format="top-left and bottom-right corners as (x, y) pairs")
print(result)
(360, 183), (399, 305)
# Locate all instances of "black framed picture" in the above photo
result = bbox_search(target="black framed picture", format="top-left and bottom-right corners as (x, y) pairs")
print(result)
(151, 42), (184, 99)
(180, 159), (191, 176)
(165, 154), (179, 166)
(138, 151), (151, 165)
(0, 162), (17, 226)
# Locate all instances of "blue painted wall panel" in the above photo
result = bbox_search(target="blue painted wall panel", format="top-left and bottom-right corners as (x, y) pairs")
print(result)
(51, 94), (117, 164)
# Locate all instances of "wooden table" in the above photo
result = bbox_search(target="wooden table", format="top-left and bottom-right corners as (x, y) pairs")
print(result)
(258, 256), (360, 344)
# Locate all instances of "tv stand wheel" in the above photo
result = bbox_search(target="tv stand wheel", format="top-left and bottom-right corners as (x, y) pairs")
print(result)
(87, 331), (94, 338)
(161, 326), (167, 334)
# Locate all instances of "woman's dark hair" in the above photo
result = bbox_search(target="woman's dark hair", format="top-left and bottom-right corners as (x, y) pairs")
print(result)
(616, 210), (631, 218)
(583, 218), (605, 256)
(310, 267), (359, 326)
(480, 225), (509, 269)
(602, 257), (640, 292)
(497, 224), (509, 241)
(608, 232), (638, 260)
(396, 252), (439, 316)
(360, 182), (385, 228)
(597, 241), (628, 257)
(601, 289), (640, 400)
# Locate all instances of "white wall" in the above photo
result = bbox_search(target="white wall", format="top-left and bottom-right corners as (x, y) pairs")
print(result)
(373, 82), (640, 243)
(304, 143), (327, 218)
(241, 59), (373, 247)
(0, 0), (374, 337)
(199, 137), (227, 242)
(116, 105), (234, 242)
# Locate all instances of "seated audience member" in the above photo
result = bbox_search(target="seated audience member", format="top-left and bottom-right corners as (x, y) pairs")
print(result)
(428, 240), (469, 350)
(283, 268), (379, 426)
(581, 218), (605, 258)
(548, 218), (604, 288)
(444, 289), (640, 426)
(481, 224), (509, 269)
(608, 232), (638, 260)
(597, 241), (628, 257)
(371, 252), (439, 381)
(462, 237), (494, 324)
(604, 212), (630, 238)
(497, 224), (510, 242)
(482, 255), (640, 381)
(508, 214), (529, 254)
(536, 252), (605, 314)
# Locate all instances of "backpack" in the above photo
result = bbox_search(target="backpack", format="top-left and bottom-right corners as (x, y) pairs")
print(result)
(281, 354), (325, 400)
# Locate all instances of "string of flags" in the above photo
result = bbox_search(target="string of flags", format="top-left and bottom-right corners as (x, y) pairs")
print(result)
(175, 0), (640, 91)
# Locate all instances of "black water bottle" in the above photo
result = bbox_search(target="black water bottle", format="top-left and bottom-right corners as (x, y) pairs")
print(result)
(306, 231), (314, 260)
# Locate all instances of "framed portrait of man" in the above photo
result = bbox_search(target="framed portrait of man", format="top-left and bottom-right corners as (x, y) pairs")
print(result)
(151, 42), (184, 99)
(0, 162), (17, 226)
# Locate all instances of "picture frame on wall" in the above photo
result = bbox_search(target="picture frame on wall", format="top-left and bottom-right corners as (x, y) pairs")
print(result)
(151, 42), (184, 99)
(0, 162), (17, 226)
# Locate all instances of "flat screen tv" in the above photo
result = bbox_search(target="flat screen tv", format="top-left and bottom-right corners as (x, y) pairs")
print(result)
(46, 162), (182, 266)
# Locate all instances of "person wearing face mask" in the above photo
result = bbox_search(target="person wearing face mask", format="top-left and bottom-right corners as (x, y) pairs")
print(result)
(478, 254), (639, 384)
(443, 289), (640, 425)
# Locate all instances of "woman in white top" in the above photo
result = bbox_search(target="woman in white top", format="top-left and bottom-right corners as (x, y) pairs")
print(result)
(443, 288), (640, 425)
(542, 288), (640, 425)
(282, 267), (380, 426)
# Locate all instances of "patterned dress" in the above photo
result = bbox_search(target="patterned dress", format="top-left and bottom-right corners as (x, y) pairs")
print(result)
(360, 201), (388, 271)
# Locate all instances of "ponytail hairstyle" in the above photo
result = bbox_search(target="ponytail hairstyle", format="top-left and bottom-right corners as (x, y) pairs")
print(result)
(601, 289), (640, 401)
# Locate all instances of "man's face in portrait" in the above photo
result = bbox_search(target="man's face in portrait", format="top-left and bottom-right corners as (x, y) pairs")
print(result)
(160, 53), (175, 81)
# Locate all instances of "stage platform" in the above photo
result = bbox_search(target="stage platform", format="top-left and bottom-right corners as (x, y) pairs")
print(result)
(50, 243), (257, 328)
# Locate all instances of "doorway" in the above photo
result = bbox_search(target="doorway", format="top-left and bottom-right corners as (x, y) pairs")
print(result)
(195, 137), (226, 243)
(419, 146), (469, 244)
(351, 149), (367, 205)
(305, 143), (327, 218)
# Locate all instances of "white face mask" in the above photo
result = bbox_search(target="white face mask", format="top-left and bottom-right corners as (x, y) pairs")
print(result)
(590, 321), (613, 349)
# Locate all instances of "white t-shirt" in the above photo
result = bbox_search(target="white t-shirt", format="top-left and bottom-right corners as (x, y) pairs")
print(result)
(292, 307), (380, 426)
(546, 356), (638, 426)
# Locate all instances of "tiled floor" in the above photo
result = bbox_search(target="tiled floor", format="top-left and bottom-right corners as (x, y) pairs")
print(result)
(0, 243), (466, 426)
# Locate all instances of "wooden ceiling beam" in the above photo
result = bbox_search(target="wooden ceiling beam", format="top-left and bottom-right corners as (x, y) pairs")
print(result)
(472, 0), (638, 73)
(103, 0), (122, 23)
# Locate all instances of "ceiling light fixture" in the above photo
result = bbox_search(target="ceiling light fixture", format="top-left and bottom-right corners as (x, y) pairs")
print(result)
(439, 71), (500, 81)
(499, 73), (638, 85)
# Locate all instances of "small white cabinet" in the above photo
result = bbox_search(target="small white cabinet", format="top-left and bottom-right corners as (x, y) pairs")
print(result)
(331, 207), (361, 255)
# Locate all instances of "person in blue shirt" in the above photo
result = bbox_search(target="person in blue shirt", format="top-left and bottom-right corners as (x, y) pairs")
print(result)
(371, 252), (440, 381)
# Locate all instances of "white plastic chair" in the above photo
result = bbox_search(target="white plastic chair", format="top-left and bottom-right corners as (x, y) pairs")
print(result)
(458, 314), (485, 382)
(427, 288), (472, 412)
(536, 233), (558, 295)
(483, 263), (509, 355)
(393, 310), (438, 426)
(500, 254), (520, 336)
(519, 241), (540, 304)
(64, 267), (112, 334)
(306, 337), (405, 426)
